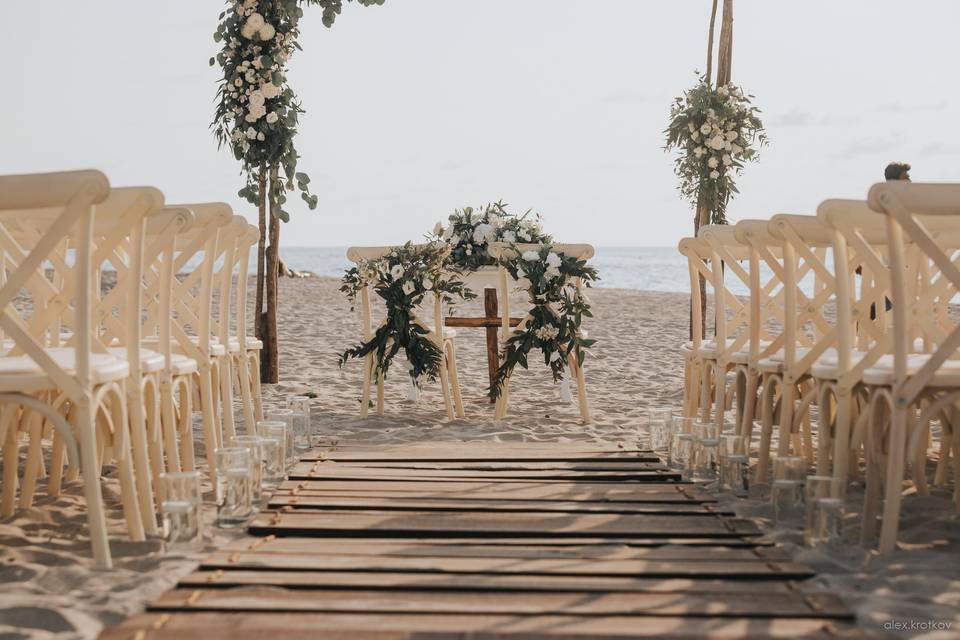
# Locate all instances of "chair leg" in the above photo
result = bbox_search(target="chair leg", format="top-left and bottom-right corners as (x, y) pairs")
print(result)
(569, 352), (591, 425)
(934, 409), (951, 486)
(74, 399), (112, 569)
(879, 404), (908, 554)
(160, 378), (182, 473)
(18, 411), (45, 509)
(951, 407), (960, 511)
(445, 341), (465, 419)
(437, 346), (453, 420)
(1, 406), (19, 517)
(249, 350), (263, 423)
(103, 393), (145, 543)
(236, 354), (255, 435)
(777, 381), (796, 458)
(144, 379), (165, 506)
(861, 396), (886, 546)
(48, 431), (65, 496)
(126, 382), (158, 536)
(175, 376), (195, 471)
(739, 369), (759, 438)
(699, 360), (713, 423)
(756, 374), (778, 483)
(198, 366), (221, 486)
(218, 357), (237, 445)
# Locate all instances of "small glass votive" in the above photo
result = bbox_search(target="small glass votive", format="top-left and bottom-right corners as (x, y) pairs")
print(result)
(214, 447), (253, 528)
(266, 409), (297, 466)
(231, 435), (264, 507)
(260, 436), (285, 489)
(814, 497), (845, 548)
(695, 435), (719, 484)
(674, 433), (695, 481)
(724, 454), (750, 497)
(773, 455), (806, 483)
(286, 396), (312, 452)
(804, 476), (845, 547)
(158, 471), (202, 551)
(772, 479), (804, 527)
(647, 408), (673, 450)
(259, 420), (291, 475)
(719, 434), (748, 490)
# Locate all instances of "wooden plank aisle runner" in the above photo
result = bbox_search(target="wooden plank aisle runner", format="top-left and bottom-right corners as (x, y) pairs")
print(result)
(100, 442), (858, 639)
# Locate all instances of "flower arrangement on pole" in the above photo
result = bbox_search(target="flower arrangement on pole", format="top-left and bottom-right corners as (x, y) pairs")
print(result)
(338, 242), (476, 384)
(664, 75), (766, 225)
(211, 0), (384, 383)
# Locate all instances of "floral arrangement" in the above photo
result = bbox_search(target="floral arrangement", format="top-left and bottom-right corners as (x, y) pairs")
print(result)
(490, 244), (598, 400)
(211, 0), (383, 218)
(431, 202), (552, 271)
(338, 242), (476, 385)
(664, 75), (767, 225)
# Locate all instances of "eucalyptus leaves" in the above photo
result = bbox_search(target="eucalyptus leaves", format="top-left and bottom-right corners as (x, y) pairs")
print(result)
(338, 242), (475, 385)
(664, 75), (767, 225)
(490, 244), (598, 400)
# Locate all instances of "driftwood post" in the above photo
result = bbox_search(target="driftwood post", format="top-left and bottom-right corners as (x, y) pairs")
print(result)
(254, 170), (267, 343)
(262, 167), (281, 383)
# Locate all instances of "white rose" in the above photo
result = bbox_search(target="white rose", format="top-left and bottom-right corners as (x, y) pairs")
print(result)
(693, 146), (706, 158)
(709, 170), (720, 179)
(722, 154), (732, 166)
(687, 122), (696, 133)
(422, 278), (433, 291)
(432, 222), (444, 236)
(545, 252), (561, 268)
(233, 78), (243, 87)
(245, 127), (257, 139)
(259, 23), (276, 41)
(521, 250), (540, 262)
(731, 143), (743, 155)
(252, 57), (263, 70)
(699, 123), (711, 135)
(247, 12), (265, 29)
(402, 280), (415, 295)
(248, 91), (265, 107)
(501, 230), (516, 243)
(257, 132), (265, 141)
(266, 111), (278, 124)
(390, 265), (403, 280)
(261, 83), (281, 99)
(726, 130), (738, 141)
(691, 131), (700, 142)
(472, 223), (493, 244)
(240, 23), (257, 39)
(707, 156), (719, 169)
(709, 135), (726, 150)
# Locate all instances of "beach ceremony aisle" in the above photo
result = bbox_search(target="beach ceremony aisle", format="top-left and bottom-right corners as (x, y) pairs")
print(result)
(99, 441), (858, 639)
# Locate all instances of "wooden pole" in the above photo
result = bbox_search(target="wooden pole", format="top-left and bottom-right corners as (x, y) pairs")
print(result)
(717, 0), (734, 86)
(254, 169), (267, 343)
(484, 288), (499, 403)
(262, 167), (281, 384)
(705, 0), (719, 84)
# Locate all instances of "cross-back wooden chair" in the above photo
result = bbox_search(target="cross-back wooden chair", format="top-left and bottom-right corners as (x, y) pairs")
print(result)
(142, 203), (232, 485)
(732, 220), (789, 448)
(231, 224), (263, 434)
(346, 245), (465, 420)
(678, 236), (711, 422)
(489, 243), (594, 424)
(862, 181), (960, 553)
(755, 214), (837, 478)
(0, 170), (148, 569)
(697, 225), (753, 431)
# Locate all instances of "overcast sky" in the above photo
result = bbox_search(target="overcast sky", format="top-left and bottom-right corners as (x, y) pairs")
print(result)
(5, 1), (958, 247)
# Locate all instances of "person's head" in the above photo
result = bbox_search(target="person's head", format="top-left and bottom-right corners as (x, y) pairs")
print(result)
(884, 162), (911, 181)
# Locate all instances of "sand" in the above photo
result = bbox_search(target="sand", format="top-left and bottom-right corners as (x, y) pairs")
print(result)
(1, 277), (958, 639)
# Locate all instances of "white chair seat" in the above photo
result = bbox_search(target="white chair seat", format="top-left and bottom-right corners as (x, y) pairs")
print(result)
(142, 336), (227, 358)
(730, 340), (772, 365)
(810, 350), (870, 380)
(225, 336), (265, 352)
(106, 347), (165, 374)
(170, 353), (199, 376)
(697, 338), (737, 358)
(863, 354), (960, 386)
(0, 348), (129, 393)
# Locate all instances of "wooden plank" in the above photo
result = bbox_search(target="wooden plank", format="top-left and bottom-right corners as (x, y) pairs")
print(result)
(304, 443), (655, 460)
(319, 461), (667, 471)
(222, 538), (786, 560)
(267, 496), (732, 516)
(249, 510), (761, 539)
(273, 480), (714, 503)
(100, 611), (855, 639)
(150, 587), (851, 619)
(180, 570), (805, 594)
(199, 552), (814, 579)
(289, 465), (680, 482)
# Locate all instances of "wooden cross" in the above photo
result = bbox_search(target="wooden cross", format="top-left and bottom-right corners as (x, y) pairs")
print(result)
(444, 288), (521, 402)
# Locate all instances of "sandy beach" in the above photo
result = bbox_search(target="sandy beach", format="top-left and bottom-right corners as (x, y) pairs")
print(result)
(2, 278), (958, 639)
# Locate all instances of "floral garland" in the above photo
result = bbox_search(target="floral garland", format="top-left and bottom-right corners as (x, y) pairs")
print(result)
(211, 0), (383, 217)
(664, 75), (767, 225)
(431, 202), (552, 272)
(490, 244), (598, 400)
(338, 242), (476, 385)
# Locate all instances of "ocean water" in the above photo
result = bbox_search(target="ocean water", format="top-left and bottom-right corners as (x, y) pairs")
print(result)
(276, 246), (694, 293)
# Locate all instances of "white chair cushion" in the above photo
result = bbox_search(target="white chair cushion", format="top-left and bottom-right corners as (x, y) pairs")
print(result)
(106, 347), (165, 374)
(862, 354), (960, 386)
(0, 348), (129, 392)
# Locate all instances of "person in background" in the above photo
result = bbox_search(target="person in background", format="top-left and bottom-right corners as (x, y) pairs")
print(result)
(884, 162), (911, 182)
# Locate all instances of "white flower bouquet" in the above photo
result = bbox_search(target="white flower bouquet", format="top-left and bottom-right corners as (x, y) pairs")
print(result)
(431, 202), (552, 271)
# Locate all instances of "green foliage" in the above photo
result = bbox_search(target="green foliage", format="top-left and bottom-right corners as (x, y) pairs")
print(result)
(664, 74), (767, 225)
(490, 244), (599, 400)
(338, 242), (476, 385)
(431, 202), (552, 272)
(211, 0), (384, 217)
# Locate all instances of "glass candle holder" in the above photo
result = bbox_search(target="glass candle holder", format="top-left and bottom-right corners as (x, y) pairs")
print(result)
(158, 471), (202, 551)
(214, 447), (253, 528)
(772, 479), (804, 527)
(259, 420), (291, 475)
(674, 433), (695, 481)
(804, 476), (845, 547)
(814, 497), (845, 548)
(724, 454), (750, 497)
(719, 434), (747, 491)
(265, 410), (297, 467)
(773, 455), (807, 483)
(647, 408), (673, 451)
(260, 436), (285, 489)
(286, 396), (312, 451)
(695, 436), (719, 484)
(231, 435), (264, 507)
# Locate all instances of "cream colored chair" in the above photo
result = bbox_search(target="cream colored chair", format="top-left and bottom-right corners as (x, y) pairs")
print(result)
(0, 170), (147, 569)
(862, 181), (960, 553)
(677, 236), (711, 421)
(346, 245), (465, 420)
(231, 224), (263, 433)
(489, 243), (594, 424)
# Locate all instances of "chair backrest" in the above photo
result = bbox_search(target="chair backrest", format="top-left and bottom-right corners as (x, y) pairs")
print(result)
(0, 170), (110, 397)
(210, 215), (250, 348)
(768, 214), (838, 381)
(677, 236), (712, 347)
(345, 244), (453, 347)
(867, 182), (960, 401)
(733, 219), (789, 363)
(233, 224), (259, 350)
(698, 224), (752, 360)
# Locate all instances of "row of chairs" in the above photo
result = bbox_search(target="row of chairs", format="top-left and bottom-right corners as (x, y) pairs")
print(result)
(0, 170), (264, 568)
(680, 181), (960, 553)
